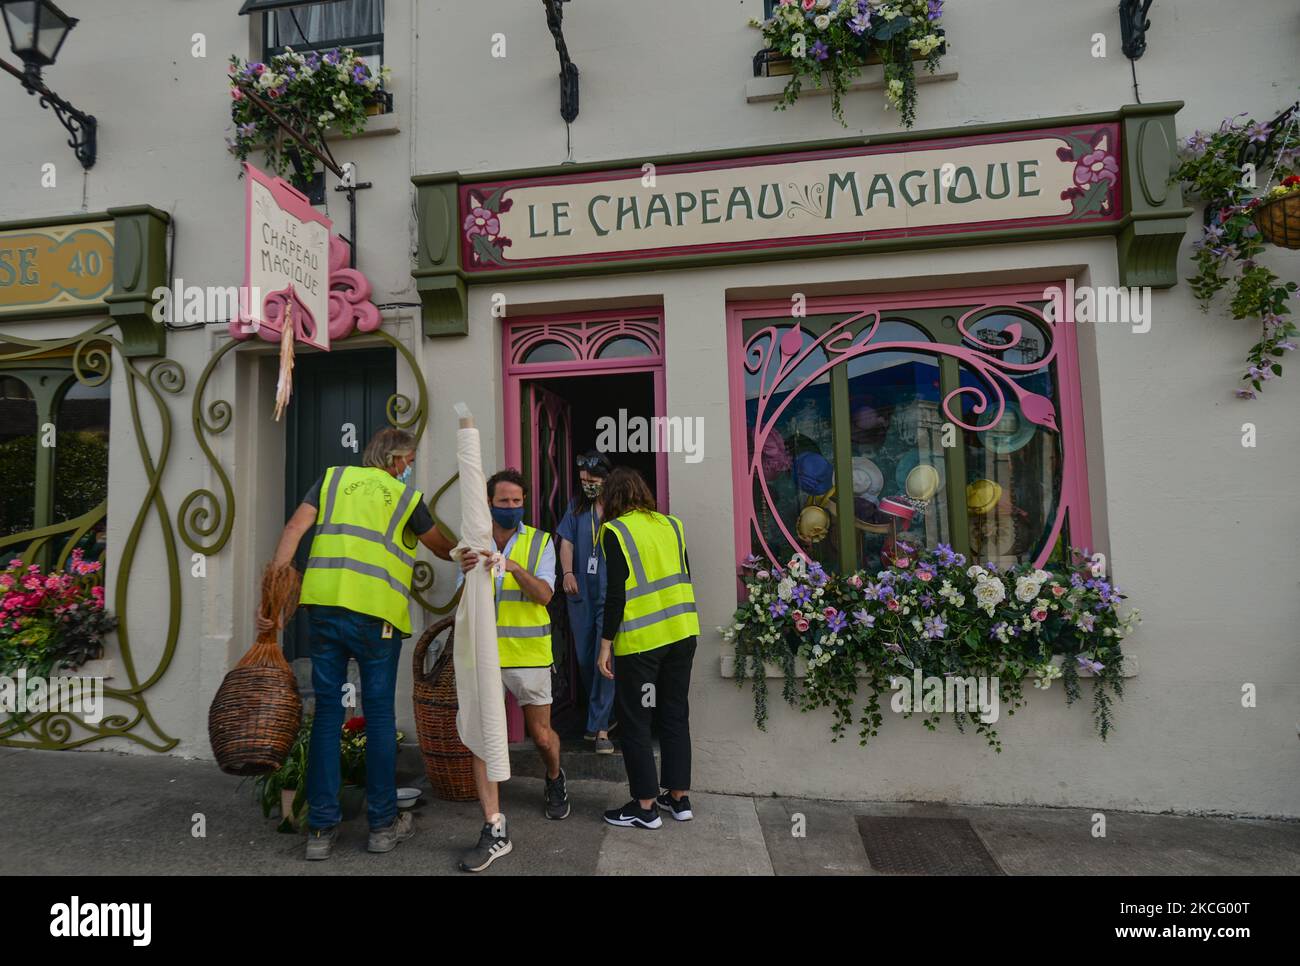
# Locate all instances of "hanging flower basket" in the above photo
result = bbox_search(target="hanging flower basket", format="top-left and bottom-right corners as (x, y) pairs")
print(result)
(1251, 177), (1300, 249)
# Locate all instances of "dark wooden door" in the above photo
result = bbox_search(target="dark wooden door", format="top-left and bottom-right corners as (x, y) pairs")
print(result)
(283, 347), (396, 659)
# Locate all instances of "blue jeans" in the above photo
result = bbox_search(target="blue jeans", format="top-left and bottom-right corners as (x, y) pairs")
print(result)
(566, 574), (615, 733)
(305, 604), (402, 831)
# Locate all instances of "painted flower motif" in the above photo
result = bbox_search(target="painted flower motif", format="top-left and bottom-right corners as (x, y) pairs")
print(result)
(1074, 150), (1119, 187)
(463, 207), (500, 239)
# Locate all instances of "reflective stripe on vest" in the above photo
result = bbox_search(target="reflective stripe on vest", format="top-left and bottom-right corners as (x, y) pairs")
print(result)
(606, 511), (700, 657)
(299, 465), (423, 634)
(495, 525), (553, 667)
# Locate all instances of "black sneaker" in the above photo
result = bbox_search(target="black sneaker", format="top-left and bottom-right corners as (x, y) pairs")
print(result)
(603, 800), (662, 829)
(458, 817), (512, 872)
(656, 791), (694, 821)
(544, 768), (571, 820)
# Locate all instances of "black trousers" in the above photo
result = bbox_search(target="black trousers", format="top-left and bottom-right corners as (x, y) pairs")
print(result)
(614, 637), (697, 801)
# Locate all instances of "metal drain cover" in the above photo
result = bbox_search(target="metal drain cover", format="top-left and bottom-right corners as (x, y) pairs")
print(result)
(855, 816), (1005, 875)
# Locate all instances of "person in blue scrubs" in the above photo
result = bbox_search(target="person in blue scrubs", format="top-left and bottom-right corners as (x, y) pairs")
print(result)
(557, 451), (617, 752)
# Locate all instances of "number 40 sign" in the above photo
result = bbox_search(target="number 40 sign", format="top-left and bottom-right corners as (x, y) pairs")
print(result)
(0, 222), (115, 319)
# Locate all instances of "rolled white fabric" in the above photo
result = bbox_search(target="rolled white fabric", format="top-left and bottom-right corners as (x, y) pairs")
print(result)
(450, 413), (510, 782)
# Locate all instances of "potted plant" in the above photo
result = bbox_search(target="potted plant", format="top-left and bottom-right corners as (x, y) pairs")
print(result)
(1173, 111), (1300, 398)
(251, 717), (311, 832)
(226, 47), (392, 182)
(338, 715), (406, 821)
(750, 0), (946, 127)
(725, 545), (1137, 750)
(0, 549), (115, 681)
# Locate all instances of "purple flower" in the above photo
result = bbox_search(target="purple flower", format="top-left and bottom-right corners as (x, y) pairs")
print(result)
(853, 609), (875, 627)
(896, 541), (915, 555)
(323, 49), (340, 65)
(741, 554), (762, 571)
(463, 206), (500, 238)
(305, 53), (320, 69)
(769, 600), (789, 618)
(927, 0), (943, 20)
(810, 40), (829, 61)
(933, 544), (959, 567)
(848, 11), (871, 34)
(919, 593), (936, 609)
(884, 639), (903, 654)
(236, 122), (258, 138)
(352, 64), (368, 84)
(808, 561), (829, 586)
(1077, 654), (1106, 674)
(1185, 131), (1210, 153)
(988, 622), (1006, 639)
(1076, 613), (1097, 632)
(1278, 341), (1297, 351)
(791, 584), (812, 606)
(1262, 312), (1284, 330)
(827, 609), (847, 633)
(1245, 122), (1271, 144)
(923, 615), (947, 640)
(1235, 388), (1258, 399)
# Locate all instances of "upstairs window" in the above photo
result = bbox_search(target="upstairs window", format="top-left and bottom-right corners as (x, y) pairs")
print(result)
(251, 0), (385, 71)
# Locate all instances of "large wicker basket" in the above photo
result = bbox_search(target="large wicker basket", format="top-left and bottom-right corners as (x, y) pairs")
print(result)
(412, 615), (477, 801)
(1253, 192), (1300, 249)
(209, 644), (303, 776)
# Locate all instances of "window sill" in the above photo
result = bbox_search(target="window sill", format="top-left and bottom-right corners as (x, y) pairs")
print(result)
(745, 57), (958, 105)
(718, 650), (1139, 680)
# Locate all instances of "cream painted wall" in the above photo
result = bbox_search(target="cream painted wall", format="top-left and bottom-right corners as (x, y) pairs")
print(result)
(1, 1), (1296, 815)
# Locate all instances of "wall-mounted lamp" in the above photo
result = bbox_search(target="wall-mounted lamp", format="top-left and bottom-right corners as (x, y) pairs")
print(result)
(0, 0), (97, 169)
(1118, 0), (1154, 60)
(542, 0), (579, 124)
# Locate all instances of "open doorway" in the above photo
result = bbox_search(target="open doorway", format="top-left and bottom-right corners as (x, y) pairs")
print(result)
(503, 311), (667, 741)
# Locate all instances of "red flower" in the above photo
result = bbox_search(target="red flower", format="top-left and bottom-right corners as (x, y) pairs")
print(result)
(1283, 174), (1300, 187)
(343, 717), (366, 733)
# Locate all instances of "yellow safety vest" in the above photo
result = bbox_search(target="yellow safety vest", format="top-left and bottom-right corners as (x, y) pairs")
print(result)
(299, 465), (423, 635)
(495, 525), (554, 668)
(604, 510), (700, 657)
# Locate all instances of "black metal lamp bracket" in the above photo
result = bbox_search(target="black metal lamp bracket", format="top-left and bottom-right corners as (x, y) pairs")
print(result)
(1118, 0), (1154, 60)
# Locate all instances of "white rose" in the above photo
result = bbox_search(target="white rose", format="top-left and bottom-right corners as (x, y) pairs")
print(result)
(814, 14), (830, 28)
(967, 565), (989, 582)
(974, 579), (1005, 610)
(777, 578), (794, 601)
(1014, 577), (1040, 603)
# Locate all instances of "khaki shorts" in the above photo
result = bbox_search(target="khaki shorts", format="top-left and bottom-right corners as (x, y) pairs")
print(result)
(501, 666), (552, 707)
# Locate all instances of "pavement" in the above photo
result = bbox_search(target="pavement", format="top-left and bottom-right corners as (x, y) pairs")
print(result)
(1, 744), (1297, 876)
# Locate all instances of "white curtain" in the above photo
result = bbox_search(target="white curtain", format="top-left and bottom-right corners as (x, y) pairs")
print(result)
(268, 0), (384, 48)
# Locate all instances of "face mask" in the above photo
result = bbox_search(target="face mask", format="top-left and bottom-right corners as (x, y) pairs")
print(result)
(397, 463), (413, 485)
(581, 481), (603, 498)
(491, 506), (525, 530)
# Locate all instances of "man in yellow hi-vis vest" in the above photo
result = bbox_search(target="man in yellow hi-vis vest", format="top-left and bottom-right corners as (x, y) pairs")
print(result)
(260, 428), (455, 861)
(597, 467), (700, 830)
(455, 468), (565, 873)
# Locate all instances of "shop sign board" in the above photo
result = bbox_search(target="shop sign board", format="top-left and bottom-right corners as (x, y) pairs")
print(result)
(0, 222), (115, 319)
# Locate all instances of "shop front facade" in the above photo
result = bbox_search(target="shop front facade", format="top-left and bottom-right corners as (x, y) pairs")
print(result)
(2, 0), (1297, 818)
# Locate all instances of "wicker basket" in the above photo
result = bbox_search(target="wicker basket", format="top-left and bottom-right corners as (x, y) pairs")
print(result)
(1253, 192), (1300, 249)
(208, 641), (303, 776)
(412, 615), (477, 801)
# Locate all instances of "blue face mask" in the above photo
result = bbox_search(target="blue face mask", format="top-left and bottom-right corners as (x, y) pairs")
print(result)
(491, 506), (525, 530)
(397, 464), (413, 485)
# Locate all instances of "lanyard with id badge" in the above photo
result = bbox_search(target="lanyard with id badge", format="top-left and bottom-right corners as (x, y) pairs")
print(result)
(587, 508), (600, 575)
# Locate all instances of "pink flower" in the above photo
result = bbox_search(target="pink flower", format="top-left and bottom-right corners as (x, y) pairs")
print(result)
(822, 606), (837, 620)
(463, 207), (500, 239)
(756, 570), (770, 579)
(916, 571), (933, 583)
(0, 575), (11, 590)
(1032, 607), (1048, 622)
(44, 575), (61, 590)
(801, 0), (816, 9)
(1074, 150), (1119, 187)
(794, 617), (810, 632)
(893, 557), (911, 569)
(886, 598), (901, 612)
(846, 574), (863, 588)
(22, 575), (40, 590)
(791, 610), (804, 621)
(231, 88), (244, 101)
(1051, 584), (1067, 598)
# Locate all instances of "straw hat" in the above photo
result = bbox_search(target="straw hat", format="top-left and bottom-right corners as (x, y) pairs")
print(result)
(966, 479), (1002, 516)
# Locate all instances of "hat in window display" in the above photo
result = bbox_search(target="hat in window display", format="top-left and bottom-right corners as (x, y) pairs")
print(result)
(966, 479), (1003, 516)
(796, 502), (832, 543)
(760, 431), (791, 475)
(851, 455), (885, 500)
(792, 451), (834, 496)
(850, 403), (889, 446)
(893, 450), (945, 494)
(984, 407), (1037, 455)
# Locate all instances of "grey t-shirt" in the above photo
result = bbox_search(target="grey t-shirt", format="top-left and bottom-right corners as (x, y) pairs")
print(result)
(302, 473), (435, 537)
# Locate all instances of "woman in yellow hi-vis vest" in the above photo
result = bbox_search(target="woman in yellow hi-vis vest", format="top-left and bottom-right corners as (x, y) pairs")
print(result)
(260, 428), (455, 862)
(455, 468), (566, 873)
(597, 467), (700, 829)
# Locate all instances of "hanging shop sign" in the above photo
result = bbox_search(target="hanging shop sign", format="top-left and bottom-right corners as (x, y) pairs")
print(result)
(456, 123), (1123, 272)
(239, 162), (332, 351)
(0, 222), (115, 319)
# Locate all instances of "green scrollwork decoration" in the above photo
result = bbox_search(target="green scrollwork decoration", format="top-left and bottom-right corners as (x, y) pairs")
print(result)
(178, 339), (239, 555)
(411, 470), (464, 615)
(372, 328), (428, 445)
(0, 324), (186, 753)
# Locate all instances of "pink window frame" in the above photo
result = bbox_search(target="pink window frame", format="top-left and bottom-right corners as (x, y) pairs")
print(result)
(502, 308), (670, 512)
(726, 282), (1092, 573)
